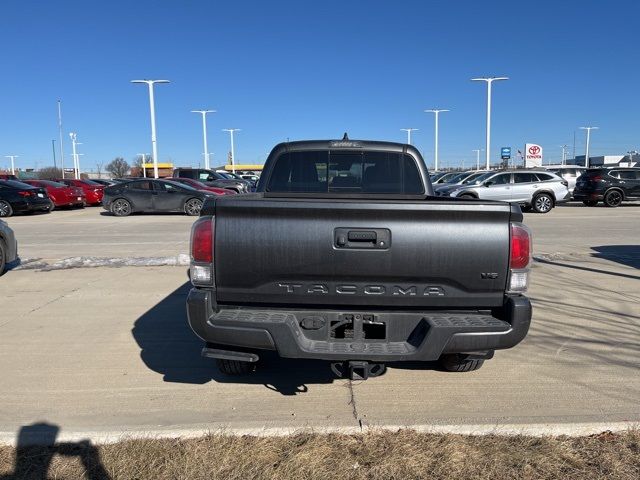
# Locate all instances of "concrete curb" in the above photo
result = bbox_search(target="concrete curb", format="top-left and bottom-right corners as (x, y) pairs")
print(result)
(1, 422), (637, 446)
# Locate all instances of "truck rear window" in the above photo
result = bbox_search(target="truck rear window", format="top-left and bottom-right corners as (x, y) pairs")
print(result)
(266, 151), (424, 194)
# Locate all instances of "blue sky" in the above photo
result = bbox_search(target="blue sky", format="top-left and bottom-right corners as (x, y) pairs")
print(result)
(1, 0), (639, 172)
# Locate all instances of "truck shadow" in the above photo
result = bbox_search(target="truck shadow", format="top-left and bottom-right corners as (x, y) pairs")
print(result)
(131, 282), (337, 395)
(591, 245), (640, 269)
(0, 422), (110, 480)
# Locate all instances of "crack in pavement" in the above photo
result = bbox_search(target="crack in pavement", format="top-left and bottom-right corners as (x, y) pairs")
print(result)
(0, 287), (82, 330)
(347, 380), (364, 430)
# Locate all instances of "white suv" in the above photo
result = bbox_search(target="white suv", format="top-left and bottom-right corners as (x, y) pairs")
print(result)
(548, 166), (587, 196)
(447, 170), (570, 213)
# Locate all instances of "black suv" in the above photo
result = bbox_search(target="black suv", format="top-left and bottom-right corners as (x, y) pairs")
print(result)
(574, 168), (640, 207)
(172, 168), (249, 193)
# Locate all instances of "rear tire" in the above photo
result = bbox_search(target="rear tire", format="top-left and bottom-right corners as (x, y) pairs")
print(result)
(0, 201), (13, 218)
(440, 354), (485, 372)
(532, 193), (554, 213)
(111, 198), (132, 217)
(0, 240), (6, 276)
(185, 198), (203, 216)
(603, 189), (623, 208)
(583, 200), (598, 207)
(216, 359), (256, 376)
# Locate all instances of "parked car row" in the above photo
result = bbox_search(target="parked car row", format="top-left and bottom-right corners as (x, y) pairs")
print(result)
(173, 168), (251, 193)
(0, 179), (53, 217)
(0, 177), (107, 217)
(102, 178), (234, 217)
(430, 166), (640, 210)
(430, 169), (570, 213)
(573, 167), (640, 207)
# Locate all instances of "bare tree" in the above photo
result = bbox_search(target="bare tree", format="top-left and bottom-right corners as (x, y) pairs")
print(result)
(38, 166), (62, 179)
(105, 157), (130, 178)
(96, 161), (104, 179)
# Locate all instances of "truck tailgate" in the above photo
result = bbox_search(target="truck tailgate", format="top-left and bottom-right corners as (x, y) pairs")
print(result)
(213, 196), (516, 308)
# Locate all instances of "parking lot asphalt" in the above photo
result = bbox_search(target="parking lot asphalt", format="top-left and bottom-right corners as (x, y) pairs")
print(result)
(0, 203), (639, 441)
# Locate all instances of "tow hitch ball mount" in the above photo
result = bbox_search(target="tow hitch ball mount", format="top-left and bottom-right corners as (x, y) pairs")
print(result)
(330, 361), (387, 380)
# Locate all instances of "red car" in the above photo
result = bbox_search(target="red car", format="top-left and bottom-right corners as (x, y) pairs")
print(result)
(53, 179), (104, 205)
(169, 177), (236, 195)
(22, 180), (85, 209)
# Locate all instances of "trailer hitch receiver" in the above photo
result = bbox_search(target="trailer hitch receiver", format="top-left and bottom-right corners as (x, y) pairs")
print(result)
(330, 361), (386, 380)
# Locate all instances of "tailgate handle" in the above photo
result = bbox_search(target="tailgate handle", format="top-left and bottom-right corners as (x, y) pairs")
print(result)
(335, 228), (390, 249)
(348, 231), (377, 242)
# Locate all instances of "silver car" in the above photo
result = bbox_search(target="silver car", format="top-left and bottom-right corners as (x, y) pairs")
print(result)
(548, 166), (587, 195)
(448, 169), (570, 213)
(434, 171), (486, 196)
(0, 219), (18, 275)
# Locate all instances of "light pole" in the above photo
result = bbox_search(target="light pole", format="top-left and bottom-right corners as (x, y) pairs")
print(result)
(69, 133), (84, 179)
(131, 79), (170, 178)
(52, 140), (57, 169)
(400, 128), (419, 145)
(471, 76), (509, 170)
(5, 156), (19, 175)
(424, 109), (449, 171)
(626, 150), (638, 167)
(560, 145), (569, 165)
(579, 126), (599, 168)
(472, 149), (483, 170)
(57, 100), (65, 178)
(192, 109), (216, 170)
(137, 153), (149, 178)
(222, 129), (241, 173)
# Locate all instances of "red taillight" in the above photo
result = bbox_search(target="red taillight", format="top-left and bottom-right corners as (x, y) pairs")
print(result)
(510, 223), (531, 269)
(191, 217), (213, 263)
(17, 190), (33, 197)
(589, 175), (602, 182)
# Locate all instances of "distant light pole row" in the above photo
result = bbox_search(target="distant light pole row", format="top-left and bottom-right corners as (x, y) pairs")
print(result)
(401, 77), (506, 172)
(132, 79), (243, 177)
(560, 145), (569, 165)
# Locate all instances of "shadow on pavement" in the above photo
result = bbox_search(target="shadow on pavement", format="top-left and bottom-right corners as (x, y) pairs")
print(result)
(535, 257), (640, 281)
(591, 245), (640, 269)
(0, 422), (110, 480)
(131, 282), (337, 395)
(556, 202), (640, 208)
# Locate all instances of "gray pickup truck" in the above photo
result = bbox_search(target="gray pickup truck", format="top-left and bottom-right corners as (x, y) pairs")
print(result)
(186, 137), (532, 380)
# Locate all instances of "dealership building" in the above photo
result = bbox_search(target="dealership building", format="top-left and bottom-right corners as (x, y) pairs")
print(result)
(569, 153), (639, 167)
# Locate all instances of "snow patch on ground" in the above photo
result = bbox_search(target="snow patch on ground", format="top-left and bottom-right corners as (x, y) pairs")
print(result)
(13, 254), (190, 271)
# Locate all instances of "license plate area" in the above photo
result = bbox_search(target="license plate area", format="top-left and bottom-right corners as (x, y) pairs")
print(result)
(330, 314), (386, 340)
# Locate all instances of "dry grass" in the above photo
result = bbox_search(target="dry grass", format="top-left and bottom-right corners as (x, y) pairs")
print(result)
(1, 429), (639, 480)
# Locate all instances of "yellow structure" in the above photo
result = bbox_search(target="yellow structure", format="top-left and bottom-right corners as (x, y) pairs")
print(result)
(142, 163), (173, 169)
(224, 164), (264, 172)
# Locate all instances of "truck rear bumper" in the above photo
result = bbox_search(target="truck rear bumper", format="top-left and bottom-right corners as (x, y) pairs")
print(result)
(187, 289), (531, 362)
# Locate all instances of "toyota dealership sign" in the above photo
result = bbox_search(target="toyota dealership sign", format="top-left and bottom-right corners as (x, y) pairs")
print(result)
(525, 143), (543, 167)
